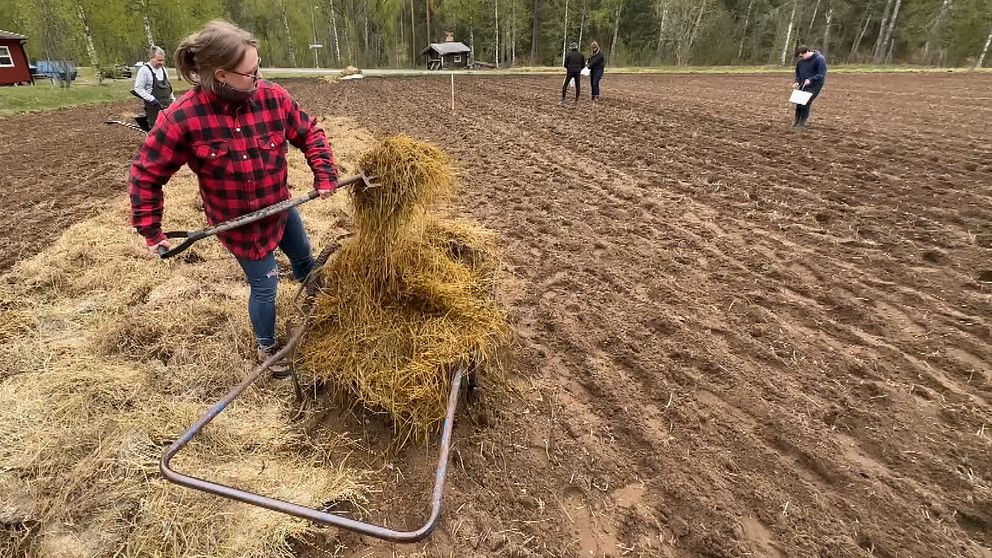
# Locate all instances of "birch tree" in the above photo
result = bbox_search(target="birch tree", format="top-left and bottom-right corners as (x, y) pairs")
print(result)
(923, 0), (953, 62)
(807, 0), (821, 39)
(578, 0), (587, 49)
(326, 0), (342, 63)
(821, 1), (833, 54)
(611, 0), (624, 56)
(279, 0), (298, 67)
(495, 0), (500, 68)
(872, 0), (894, 61)
(410, 0), (416, 67)
(780, 0), (798, 65)
(977, 23), (992, 68)
(877, 0), (900, 63)
(656, 0), (671, 60)
(849, 1), (874, 61)
(75, 2), (100, 71)
(737, 0), (754, 59)
(531, 0), (541, 64)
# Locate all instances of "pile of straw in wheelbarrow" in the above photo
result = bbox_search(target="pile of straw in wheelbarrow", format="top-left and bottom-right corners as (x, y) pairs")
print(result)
(298, 135), (510, 445)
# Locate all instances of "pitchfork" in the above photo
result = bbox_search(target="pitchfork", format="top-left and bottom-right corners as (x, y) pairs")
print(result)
(156, 171), (378, 259)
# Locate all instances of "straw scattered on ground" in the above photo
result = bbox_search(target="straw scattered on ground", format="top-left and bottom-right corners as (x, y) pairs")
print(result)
(0, 118), (370, 557)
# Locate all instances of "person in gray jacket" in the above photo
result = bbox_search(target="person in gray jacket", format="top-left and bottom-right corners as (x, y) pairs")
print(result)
(133, 46), (175, 129)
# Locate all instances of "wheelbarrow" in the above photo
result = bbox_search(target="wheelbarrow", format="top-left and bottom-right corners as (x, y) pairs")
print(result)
(156, 177), (474, 543)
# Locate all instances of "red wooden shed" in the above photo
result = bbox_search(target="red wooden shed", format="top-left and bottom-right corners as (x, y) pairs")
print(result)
(0, 30), (32, 86)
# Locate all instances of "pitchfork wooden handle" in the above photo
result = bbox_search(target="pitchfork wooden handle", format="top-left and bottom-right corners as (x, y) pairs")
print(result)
(158, 175), (366, 260)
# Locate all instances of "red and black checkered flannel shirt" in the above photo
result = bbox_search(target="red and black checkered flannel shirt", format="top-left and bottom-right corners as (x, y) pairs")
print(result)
(129, 80), (338, 260)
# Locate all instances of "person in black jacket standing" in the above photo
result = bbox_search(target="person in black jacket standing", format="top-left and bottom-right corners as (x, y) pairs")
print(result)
(561, 43), (585, 105)
(793, 45), (827, 128)
(587, 41), (605, 101)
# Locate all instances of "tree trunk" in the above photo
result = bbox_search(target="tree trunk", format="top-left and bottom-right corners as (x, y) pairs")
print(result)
(872, 0), (894, 62)
(426, 0), (431, 43)
(923, 0), (953, 62)
(470, 26), (475, 64)
(75, 3), (100, 71)
(849, 3), (873, 62)
(877, 0), (901, 63)
(279, 0), (297, 67)
(512, 0), (517, 65)
(780, 0), (797, 66)
(309, 1), (320, 68)
(821, 3), (834, 55)
(143, 11), (155, 49)
(611, 1), (623, 57)
(737, 0), (754, 60)
(344, 15), (354, 63)
(977, 24), (992, 69)
(531, 0), (541, 64)
(578, 1), (586, 50)
(686, 0), (706, 62)
(657, 1), (671, 61)
(495, 0), (500, 68)
(410, 0), (416, 67)
(807, 0), (821, 37)
(363, 0), (369, 64)
(561, 0), (569, 65)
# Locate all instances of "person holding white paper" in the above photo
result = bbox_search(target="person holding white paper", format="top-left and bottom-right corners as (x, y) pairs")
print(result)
(587, 42), (605, 101)
(792, 46), (827, 128)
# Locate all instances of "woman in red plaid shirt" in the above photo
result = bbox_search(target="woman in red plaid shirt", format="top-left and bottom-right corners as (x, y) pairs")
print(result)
(129, 20), (338, 377)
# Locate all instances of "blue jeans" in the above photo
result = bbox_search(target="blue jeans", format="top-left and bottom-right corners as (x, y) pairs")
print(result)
(590, 68), (604, 98)
(235, 208), (314, 347)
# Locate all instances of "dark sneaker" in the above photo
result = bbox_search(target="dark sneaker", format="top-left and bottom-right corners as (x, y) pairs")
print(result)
(257, 343), (292, 379)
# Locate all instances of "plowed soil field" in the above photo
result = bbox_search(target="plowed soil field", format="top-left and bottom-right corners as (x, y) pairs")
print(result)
(3, 73), (990, 557)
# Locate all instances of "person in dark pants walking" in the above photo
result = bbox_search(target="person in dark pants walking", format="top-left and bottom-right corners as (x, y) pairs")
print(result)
(587, 41), (605, 101)
(561, 43), (584, 105)
(793, 45), (827, 128)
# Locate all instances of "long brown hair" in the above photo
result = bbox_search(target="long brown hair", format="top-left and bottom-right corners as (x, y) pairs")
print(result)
(591, 41), (600, 53)
(174, 20), (258, 92)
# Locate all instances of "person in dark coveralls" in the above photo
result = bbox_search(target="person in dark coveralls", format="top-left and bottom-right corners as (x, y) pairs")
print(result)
(792, 46), (827, 128)
(586, 41), (605, 101)
(133, 46), (175, 129)
(561, 43), (585, 105)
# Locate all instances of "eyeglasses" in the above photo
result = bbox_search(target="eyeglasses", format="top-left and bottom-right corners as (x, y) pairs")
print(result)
(227, 61), (261, 82)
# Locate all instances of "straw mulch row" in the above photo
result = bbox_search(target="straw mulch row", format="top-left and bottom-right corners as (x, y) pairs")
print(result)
(0, 120), (366, 557)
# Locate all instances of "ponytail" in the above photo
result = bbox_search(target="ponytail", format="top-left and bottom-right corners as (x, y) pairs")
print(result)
(174, 42), (198, 84)
(172, 20), (258, 92)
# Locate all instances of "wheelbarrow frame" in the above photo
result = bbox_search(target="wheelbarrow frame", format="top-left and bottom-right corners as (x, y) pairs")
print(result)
(158, 206), (468, 543)
(159, 329), (465, 543)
